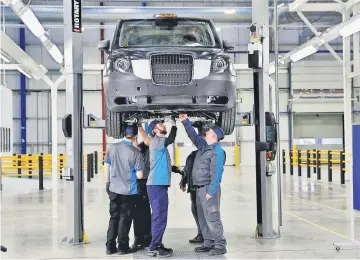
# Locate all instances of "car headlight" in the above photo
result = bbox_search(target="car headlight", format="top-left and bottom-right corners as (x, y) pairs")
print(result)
(113, 56), (132, 73)
(211, 57), (229, 73)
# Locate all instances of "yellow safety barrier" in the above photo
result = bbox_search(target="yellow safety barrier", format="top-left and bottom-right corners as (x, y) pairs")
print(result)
(235, 145), (239, 168)
(282, 148), (351, 185)
(175, 146), (179, 167)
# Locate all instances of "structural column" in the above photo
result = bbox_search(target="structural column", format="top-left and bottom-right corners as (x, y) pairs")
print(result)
(19, 22), (26, 154)
(342, 10), (355, 241)
(61, 0), (85, 245)
(252, 0), (280, 238)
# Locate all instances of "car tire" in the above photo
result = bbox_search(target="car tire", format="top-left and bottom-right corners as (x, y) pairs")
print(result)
(105, 106), (124, 139)
(217, 107), (236, 135)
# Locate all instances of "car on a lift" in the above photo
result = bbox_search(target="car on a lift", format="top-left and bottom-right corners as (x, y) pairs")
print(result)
(98, 14), (236, 138)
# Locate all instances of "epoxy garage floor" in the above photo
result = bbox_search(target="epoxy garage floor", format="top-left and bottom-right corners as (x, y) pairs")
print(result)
(1, 166), (360, 259)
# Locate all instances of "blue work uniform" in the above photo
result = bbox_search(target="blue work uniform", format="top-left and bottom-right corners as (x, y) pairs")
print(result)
(104, 139), (144, 251)
(146, 126), (177, 251)
(182, 118), (227, 250)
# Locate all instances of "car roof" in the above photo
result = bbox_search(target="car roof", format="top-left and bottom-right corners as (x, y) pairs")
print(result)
(117, 17), (213, 22)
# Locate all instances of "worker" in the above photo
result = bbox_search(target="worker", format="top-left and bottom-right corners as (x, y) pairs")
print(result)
(179, 114), (227, 256)
(146, 119), (177, 258)
(104, 125), (144, 255)
(130, 124), (152, 250)
(179, 122), (205, 244)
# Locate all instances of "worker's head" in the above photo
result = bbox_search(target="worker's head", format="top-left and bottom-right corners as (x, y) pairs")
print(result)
(148, 119), (167, 136)
(204, 126), (224, 144)
(124, 125), (138, 142)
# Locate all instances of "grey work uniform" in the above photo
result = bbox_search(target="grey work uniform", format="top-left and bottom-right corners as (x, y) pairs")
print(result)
(182, 119), (227, 250)
(104, 140), (144, 251)
(105, 140), (144, 195)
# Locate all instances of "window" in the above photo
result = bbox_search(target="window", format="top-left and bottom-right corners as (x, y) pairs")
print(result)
(117, 19), (220, 48)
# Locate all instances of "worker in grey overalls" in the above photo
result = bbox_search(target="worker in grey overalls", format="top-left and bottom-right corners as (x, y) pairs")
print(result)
(104, 125), (144, 255)
(130, 124), (152, 250)
(179, 114), (227, 256)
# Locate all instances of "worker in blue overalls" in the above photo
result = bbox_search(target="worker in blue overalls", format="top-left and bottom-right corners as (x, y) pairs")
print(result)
(146, 119), (177, 258)
(104, 125), (144, 255)
(179, 113), (227, 256)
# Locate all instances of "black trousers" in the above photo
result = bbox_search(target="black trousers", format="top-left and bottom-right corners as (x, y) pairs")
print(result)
(133, 180), (152, 246)
(106, 192), (136, 250)
(190, 190), (202, 235)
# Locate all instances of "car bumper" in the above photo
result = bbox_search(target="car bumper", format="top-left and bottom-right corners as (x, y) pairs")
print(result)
(104, 72), (236, 113)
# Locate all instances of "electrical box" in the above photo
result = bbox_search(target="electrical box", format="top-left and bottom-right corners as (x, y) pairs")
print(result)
(265, 112), (277, 161)
(248, 24), (263, 69)
(235, 112), (254, 126)
(62, 114), (72, 138)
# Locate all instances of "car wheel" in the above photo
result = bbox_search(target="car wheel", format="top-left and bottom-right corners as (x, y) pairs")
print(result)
(217, 107), (236, 135)
(105, 106), (124, 139)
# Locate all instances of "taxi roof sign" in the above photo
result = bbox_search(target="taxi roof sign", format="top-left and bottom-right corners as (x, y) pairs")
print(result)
(154, 14), (177, 18)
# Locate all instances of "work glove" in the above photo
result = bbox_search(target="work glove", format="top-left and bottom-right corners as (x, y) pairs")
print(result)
(179, 183), (186, 192)
(172, 165), (183, 175)
(106, 182), (110, 195)
(170, 115), (177, 126)
(136, 117), (143, 127)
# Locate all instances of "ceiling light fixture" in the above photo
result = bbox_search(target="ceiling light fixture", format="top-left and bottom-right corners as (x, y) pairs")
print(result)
(290, 45), (318, 62)
(19, 8), (46, 37)
(339, 14), (360, 37)
(0, 51), (11, 63)
(16, 64), (33, 78)
(48, 45), (64, 64)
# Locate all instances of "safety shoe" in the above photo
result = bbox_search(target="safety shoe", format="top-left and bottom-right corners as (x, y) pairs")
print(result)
(118, 247), (137, 255)
(106, 247), (117, 255)
(189, 234), (204, 244)
(132, 244), (145, 251)
(148, 246), (173, 258)
(209, 247), (227, 256)
(194, 245), (212, 252)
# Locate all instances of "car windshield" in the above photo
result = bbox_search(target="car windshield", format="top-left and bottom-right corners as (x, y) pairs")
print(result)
(117, 19), (219, 48)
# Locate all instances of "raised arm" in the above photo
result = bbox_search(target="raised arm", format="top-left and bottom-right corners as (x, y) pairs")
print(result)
(208, 146), (225, 196)
(138, 126), (151, 146)
(134, 150), (144, 179)
(180, 115), (207, 150)
(164, 126), (177, 147)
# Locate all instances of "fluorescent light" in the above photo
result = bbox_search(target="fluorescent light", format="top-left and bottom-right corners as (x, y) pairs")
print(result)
(216, 27), (221, 32)
(0, 52), (11, 63)
(290, 45), (318, 62)
(224, 9), (236, 15)
(19, 9), (45, 37)
(16, 65), (32, 78)
(48, 45), (64, 64)
(339, 16), (360, 37)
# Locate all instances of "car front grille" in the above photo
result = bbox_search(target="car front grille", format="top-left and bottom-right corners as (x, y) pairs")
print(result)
(150, 53), (193, 86)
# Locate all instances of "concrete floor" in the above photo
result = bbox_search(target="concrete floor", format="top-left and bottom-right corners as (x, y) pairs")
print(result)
(1, 166), (360, 259)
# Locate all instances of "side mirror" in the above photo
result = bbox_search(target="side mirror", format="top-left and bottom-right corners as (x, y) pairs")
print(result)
(98, 40), (110, 54)
(223, 40), (234, 52)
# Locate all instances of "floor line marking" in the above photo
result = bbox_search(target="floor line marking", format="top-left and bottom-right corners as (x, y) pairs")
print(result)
(286, 194), (360, 218)
(285, 211), (351, 241)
